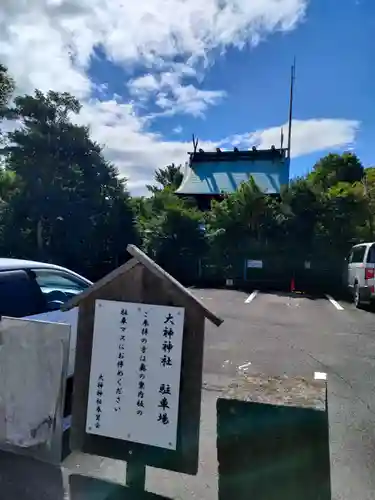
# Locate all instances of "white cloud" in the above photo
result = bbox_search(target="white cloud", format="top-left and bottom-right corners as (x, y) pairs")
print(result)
(73, 100), (360, 195)
(0, 0), (307, 99)
(0, 0), (317, 193)
(128, 66), (225, 117)
(72, 98), (218, 195)
(154, 85), (226, 117)
(222, 119), (360, 158)
(128, 74), (160, 96)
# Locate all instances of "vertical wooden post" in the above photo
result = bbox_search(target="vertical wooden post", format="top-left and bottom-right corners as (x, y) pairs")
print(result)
(126, 462), (146, 491)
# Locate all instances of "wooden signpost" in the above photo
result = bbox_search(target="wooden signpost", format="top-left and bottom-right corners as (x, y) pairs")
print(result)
(62, 244), (223, 496)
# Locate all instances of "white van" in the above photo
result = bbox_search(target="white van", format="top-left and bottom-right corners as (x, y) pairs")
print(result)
(346, 243), (375, 307)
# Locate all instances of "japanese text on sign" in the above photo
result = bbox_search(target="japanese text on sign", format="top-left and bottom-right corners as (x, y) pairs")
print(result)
(86, 300), (185, 450)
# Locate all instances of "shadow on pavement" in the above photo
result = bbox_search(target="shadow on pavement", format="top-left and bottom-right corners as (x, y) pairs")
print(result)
(0, 450), (65, 500)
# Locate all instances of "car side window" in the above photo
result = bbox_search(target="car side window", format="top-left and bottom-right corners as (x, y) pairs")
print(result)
(0, 270), (47, 317)
(351, 246), (366, 264)
(366, 245), (375, 264)
(31, 269), (90, 311)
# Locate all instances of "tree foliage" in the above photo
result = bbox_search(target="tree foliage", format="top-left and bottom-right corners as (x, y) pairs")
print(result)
(0, 64), (372, 288)
(199, 154), (371, 282)
(136, 189), (205, 282)
(146, 163), (183, 193)
(0, 64), (14, 119)
(308, 152), (364, 188)
(0, 86), (137, 279)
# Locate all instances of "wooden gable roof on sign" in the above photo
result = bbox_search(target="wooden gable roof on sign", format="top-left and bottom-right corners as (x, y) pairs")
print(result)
(62, 245), (223, 475)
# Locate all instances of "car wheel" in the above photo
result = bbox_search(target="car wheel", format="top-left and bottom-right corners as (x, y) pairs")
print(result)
(354, 283), (362, 308)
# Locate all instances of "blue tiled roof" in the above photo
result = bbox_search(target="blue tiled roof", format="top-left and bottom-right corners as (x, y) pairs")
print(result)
(175, 158), (290, 195)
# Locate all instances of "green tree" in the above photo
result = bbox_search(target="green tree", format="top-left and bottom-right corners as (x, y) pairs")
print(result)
(321, 181), (368, 249)
(279, 178), (322, 255)
(362, 167), (375, 238)
(0, 67), (373, 291)
(138, 189), (205, 283)
(0, 64), (14, 119)
(205, 178), (269, 277)
(0, 65), (15, 158)
(0, 169), (18, 203)
(146, 163), (184, 193)
(2, 90), (137, 278)
(308, 152), (364, 189)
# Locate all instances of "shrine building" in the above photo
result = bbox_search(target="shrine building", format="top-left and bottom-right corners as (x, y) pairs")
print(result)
(175, 145), (290, 211)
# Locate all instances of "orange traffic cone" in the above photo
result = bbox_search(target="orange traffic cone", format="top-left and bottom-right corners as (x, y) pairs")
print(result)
(290, 277), (295, 293)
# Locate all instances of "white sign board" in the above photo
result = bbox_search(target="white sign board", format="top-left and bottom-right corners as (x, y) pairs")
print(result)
(0, 316), (70, 462)
(86, 300), (185, 451)
(25, 308), (78, 377)
(247, 260), (263, 269)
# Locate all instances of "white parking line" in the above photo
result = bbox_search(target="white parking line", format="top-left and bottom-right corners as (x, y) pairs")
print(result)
(314, 372), (327, 381)
(326, 294), (344, 311)
(238, 361), (252, 371)
(245, 290), (259, 303)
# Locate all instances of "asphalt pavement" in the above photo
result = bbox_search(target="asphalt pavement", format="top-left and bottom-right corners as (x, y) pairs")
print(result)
(61, 287), (375, 500)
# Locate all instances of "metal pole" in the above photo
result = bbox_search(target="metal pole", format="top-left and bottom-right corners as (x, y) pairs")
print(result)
(287, 59), (296, 159)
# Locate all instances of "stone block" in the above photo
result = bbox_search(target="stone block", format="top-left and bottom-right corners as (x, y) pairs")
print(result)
(217, 374), (331, 500)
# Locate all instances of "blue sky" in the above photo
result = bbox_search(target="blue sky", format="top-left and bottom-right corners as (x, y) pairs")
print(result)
(0, 0), (372, 193)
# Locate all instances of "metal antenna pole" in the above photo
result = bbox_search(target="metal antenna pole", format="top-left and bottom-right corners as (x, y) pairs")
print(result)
(287, 59), (296, 159)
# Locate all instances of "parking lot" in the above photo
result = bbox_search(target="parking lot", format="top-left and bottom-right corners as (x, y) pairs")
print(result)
(64, 287), (375, 500)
